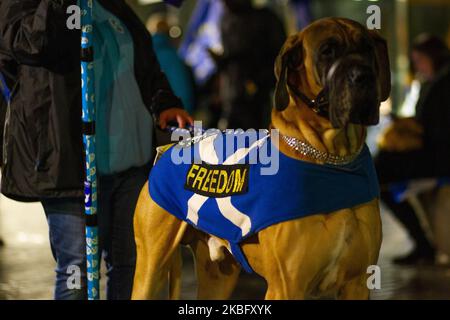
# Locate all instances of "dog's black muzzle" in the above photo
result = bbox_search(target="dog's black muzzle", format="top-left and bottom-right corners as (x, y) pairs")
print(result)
(327, 54), (379, 128)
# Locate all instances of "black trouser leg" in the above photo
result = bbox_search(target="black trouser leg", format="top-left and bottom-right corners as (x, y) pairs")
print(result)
(380, 191), (434, 253)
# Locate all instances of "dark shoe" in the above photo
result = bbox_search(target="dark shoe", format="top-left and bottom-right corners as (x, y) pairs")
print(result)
(392, 248), (435, 266)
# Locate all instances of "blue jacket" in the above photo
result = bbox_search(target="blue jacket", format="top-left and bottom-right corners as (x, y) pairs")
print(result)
(149, 131), (380, 273)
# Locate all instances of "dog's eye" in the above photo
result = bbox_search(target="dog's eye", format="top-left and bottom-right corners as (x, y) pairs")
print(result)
(320, 44), (337, 58)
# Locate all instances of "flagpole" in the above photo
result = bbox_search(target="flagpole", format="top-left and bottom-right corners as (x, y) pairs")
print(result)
(80, 0), (100, 300)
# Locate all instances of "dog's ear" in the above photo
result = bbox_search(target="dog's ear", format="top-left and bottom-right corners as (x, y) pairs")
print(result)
(274, 35), (303, 111)
(369, 30), (391, 102)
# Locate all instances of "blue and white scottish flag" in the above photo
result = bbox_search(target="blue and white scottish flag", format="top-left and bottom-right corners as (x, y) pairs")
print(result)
(149, 131), (380, 273)
(178, 0), (224, 85)
(289, 0), (312, 30)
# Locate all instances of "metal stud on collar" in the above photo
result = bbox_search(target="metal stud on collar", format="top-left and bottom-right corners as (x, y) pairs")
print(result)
(281, 134), (363, 166)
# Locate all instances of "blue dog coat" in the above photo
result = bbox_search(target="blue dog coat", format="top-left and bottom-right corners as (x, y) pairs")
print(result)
(149, 131), (380, 273)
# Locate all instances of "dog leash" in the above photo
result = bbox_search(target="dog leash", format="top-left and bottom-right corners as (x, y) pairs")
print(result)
(289, 84), (329, 118)
(166, 124), (205, 136)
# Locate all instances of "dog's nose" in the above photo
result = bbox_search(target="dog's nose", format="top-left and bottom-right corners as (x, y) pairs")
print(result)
(348, 67), (373, 86)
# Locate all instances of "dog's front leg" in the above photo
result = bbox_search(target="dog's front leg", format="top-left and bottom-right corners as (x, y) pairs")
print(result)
(132, 184), (187, 300)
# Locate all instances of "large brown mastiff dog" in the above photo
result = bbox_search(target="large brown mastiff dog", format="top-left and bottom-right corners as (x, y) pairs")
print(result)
(132, 17), (390, 300)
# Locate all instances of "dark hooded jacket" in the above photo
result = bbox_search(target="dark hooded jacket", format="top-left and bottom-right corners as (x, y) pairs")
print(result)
(0, 52), (16, 164)
(415, 63), (450, 176)
(0, 0), (182, 201)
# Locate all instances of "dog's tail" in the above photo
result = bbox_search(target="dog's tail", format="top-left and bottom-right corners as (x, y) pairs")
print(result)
(168, 246), (183, 300)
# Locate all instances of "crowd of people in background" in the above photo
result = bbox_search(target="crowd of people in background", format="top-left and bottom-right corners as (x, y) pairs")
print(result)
(375, 35), (450, 265)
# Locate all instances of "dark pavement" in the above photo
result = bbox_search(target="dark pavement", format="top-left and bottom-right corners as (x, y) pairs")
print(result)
(0, 196), (449, 300)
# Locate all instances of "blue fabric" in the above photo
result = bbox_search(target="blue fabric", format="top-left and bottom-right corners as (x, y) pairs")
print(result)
(92, 2), (153, 175)
(0, 72), (10, 103)
(389, 177), (450, 203)
(153, 34), (195, 113)
(289, 0), (312, 29)
(149, 131), (380, 273)
(438, 177), (450, 187)
(41, 164), (149, 300)
(389, 181), (409, 203)
(42, 198), (88, 300)
(164, 0), (185, 7)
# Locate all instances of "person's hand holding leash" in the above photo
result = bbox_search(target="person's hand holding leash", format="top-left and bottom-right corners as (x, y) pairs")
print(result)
(159, 108), (194, 129)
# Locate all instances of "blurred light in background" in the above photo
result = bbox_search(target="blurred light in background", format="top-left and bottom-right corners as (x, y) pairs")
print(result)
(169, 25), (182, 38)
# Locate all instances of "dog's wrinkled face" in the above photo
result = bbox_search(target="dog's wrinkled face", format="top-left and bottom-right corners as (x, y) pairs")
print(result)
(275, 18), (391, 128)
